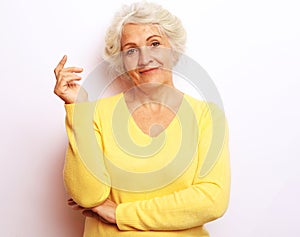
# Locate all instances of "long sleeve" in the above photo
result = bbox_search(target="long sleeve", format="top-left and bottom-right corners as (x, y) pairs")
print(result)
(63, 102), (111, 208)
(116, 103), (230, 231)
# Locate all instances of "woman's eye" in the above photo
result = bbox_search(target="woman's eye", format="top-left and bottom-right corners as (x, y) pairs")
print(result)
(126, 48), (138, 56)
(151, 41), (160, 47)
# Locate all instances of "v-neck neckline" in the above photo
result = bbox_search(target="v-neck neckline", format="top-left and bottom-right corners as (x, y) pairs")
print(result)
(120, 93), (185, 138)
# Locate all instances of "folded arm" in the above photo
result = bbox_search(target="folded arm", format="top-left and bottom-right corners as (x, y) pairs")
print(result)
(116, 103), (230, 231)
(64, 102), (111, 208)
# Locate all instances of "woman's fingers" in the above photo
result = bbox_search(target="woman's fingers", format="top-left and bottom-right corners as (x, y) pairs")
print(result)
(57, 69), (83, 83)
(54, 78), (80, 96)
(57, 72), (82, 82)
(55, 73), (81, 91)
(67, 199), (85, 210)
(67, 199), (77, 205)
(82, 210), (97, 218)
(82, 210), (112, 224)
(62, 67), (83, 73)
(67, 198), (116, 224)
(90, 199), (117, 224)
(54, 55), (83, 80)
(72, 205), (85, 211)
(54, 55), (67, 77)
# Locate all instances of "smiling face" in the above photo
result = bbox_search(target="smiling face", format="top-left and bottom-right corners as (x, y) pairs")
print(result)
(121, 23), (174, 87)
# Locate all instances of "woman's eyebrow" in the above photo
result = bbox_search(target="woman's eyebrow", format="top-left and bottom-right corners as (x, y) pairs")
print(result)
(146, 35), (162, 41)
(122, 42), (137, 49)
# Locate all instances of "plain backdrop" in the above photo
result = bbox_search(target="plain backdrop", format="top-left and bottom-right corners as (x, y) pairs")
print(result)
(1, 0), (299, 236)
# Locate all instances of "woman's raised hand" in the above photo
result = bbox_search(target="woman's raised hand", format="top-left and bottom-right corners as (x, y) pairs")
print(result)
(54, 55), (88, 104)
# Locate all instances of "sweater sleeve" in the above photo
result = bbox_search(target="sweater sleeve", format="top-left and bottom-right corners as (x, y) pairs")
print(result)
(116, 103), (230, 231)
(63, 102), (111, 208)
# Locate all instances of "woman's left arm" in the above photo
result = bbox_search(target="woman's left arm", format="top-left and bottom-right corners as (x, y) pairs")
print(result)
(116, 103), (231, 231)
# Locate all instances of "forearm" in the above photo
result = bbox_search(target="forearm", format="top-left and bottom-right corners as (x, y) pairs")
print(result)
(64, 102), (111, 208)
(116, 151), (230, 231)
(63, 146), (110, 208)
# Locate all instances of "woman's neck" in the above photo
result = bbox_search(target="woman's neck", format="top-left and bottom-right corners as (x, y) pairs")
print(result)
(124, 83), (183, 114)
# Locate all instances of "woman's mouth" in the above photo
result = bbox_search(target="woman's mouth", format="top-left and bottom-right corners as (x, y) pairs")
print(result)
(139, 67), (159, 74)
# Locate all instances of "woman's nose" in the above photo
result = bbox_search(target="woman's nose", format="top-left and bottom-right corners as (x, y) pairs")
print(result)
(138, 46), (153, 66)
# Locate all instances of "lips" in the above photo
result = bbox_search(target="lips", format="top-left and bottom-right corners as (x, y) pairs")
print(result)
(139, 67), (159, 74)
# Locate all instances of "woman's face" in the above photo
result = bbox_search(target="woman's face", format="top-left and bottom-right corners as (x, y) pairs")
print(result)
(121, 23), (173, 86)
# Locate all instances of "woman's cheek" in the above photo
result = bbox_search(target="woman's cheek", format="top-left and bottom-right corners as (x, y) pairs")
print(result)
(123, 55), (139, 72)
(151, 48), (173, 70)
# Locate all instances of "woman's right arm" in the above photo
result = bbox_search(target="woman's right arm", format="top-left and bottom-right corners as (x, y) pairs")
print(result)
(54, 56), (111, 208)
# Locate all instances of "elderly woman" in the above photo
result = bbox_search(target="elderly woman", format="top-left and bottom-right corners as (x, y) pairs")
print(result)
(54, 1), (230, 236)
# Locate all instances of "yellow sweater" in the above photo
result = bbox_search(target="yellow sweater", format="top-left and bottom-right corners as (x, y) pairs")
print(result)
(64, 93), (230, 237)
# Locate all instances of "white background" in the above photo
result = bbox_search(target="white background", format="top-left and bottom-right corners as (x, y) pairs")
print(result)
(1, 0), (299, 236)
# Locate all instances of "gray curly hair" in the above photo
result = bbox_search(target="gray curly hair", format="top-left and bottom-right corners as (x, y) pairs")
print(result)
(104, 1), (186, 77)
